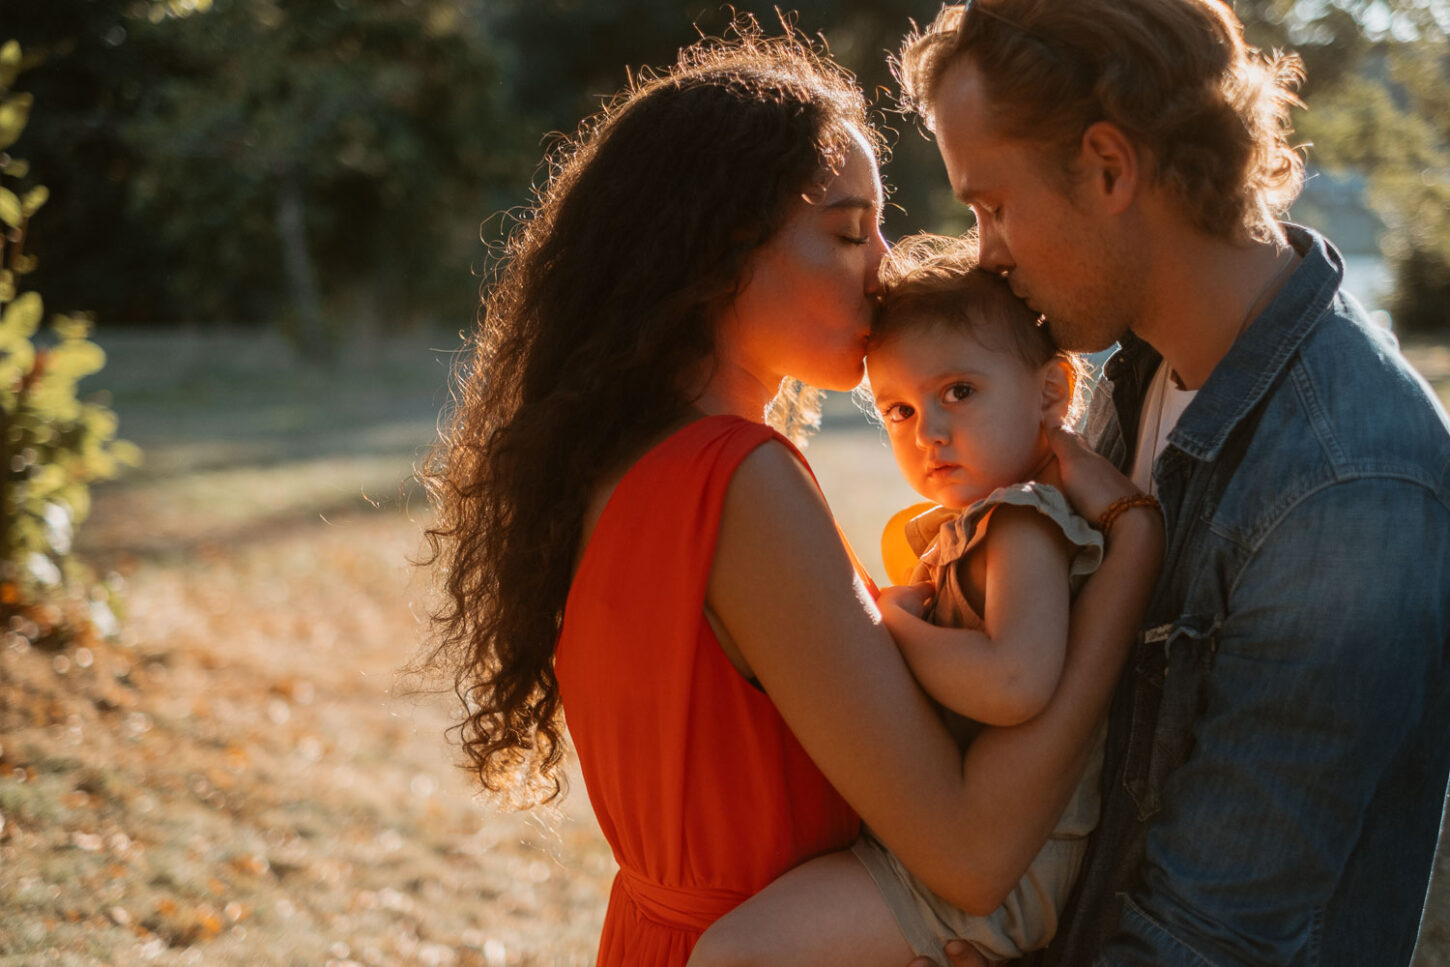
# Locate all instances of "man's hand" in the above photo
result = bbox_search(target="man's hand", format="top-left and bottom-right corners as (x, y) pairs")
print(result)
(906, 939), (991, 967)
(878, 582), (934, 620)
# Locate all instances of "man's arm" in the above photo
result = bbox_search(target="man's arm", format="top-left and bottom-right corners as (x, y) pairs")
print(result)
(1097, 478), (1450, 965)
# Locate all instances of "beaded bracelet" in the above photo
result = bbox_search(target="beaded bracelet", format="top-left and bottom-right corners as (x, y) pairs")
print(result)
(1098, 493), (1161, 535)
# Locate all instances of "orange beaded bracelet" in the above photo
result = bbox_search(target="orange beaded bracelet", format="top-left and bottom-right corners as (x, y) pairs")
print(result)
(1098, 493), (1161, 535)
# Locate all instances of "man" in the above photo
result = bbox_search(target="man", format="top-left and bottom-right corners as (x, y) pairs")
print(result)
(897, 1), (1450, 964)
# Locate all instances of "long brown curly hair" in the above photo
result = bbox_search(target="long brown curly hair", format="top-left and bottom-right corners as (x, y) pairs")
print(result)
(417, 22), (875, 806)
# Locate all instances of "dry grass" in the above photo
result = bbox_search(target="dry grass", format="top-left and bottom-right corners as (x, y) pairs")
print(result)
(1, 331), (613, 966)
(0, 329), (1444, 965)
(0, 501), (614, 967)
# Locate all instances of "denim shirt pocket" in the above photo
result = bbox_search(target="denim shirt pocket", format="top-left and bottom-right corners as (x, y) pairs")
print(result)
(1122, 613), (1221, 821)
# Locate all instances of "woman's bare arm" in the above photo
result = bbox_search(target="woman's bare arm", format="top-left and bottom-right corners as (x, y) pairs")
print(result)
(707, 441), (1161, 916)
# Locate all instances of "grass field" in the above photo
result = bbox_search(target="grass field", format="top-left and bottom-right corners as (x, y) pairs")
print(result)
(0, 327), (1446, 965)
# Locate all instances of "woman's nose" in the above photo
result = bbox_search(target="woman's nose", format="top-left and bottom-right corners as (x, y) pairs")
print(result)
(864, 225), (889, 296)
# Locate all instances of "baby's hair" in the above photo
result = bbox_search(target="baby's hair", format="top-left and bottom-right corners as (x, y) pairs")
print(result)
(871, 232), (1087, 424)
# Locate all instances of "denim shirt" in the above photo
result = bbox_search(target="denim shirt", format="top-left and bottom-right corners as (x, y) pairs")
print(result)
(1031, 226), (1450, 966)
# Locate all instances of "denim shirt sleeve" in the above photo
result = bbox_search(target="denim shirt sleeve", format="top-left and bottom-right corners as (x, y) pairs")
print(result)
(1096, 477), (1450, 966)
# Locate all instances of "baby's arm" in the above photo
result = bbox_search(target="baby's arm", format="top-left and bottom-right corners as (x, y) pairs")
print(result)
(879, 505), (1073, 727)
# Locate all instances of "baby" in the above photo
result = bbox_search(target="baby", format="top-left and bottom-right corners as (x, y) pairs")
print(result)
(855, 232), (1110, 964)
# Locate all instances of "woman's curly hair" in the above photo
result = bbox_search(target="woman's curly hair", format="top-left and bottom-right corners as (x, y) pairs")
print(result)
(416, 21), (875, 806)
(896, 0), (1305, 243)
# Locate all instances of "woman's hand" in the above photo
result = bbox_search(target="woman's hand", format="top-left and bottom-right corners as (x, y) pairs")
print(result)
(877, 582), (933, 620)
(1044, 425), (1141, 523)
(906, 939), (991, 967)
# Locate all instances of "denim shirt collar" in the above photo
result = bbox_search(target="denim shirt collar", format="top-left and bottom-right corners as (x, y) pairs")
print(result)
(1110, 224), (1346, 464)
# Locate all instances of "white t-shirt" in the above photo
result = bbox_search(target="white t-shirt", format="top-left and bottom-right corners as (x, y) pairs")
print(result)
(1130, 362), (1197, 496)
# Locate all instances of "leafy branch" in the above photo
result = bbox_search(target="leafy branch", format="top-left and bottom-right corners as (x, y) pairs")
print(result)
(0, 40), (141, 635)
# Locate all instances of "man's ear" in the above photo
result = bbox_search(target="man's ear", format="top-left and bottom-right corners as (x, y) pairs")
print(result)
(1078, 121), (1140, 215)
(1040, 357), (1076, 428)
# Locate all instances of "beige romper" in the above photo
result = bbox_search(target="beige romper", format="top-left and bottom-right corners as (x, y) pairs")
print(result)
(852, 482), (1106, 965)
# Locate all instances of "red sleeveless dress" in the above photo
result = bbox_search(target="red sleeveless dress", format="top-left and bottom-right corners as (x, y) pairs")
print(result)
(555, 415), (861, 966)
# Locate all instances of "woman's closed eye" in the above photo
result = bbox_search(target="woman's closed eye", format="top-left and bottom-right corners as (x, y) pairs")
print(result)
(834, 210), (881, 247)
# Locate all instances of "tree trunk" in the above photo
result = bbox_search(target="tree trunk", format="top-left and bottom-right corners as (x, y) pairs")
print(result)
(275, 172), (331, 362)
(0, 403), (10, 580)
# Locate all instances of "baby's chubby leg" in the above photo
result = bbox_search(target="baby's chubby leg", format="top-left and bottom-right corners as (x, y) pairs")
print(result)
(687, 850), (920, 967)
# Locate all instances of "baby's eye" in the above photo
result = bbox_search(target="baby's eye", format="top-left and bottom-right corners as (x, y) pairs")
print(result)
(943, 382), (975, 403)
(881, 402), (914, 423)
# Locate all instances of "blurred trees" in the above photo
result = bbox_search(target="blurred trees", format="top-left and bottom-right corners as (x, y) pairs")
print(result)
(0, 0), (1445, 337)
(4, 0), (525, 346)
(0, 0), (178, 322)
(1241, 0), (1449, 334)
(1321, 4), (1450, 336)
(123, 0), (525, 352)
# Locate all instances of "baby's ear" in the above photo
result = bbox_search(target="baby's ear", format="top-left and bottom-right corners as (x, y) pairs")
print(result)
(1040, 358), (1075, 428)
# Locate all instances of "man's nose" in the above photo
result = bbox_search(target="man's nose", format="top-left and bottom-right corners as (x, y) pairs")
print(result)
(976, 223), (1012, 277)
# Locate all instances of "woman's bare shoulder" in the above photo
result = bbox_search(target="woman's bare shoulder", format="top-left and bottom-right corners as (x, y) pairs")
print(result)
(715, 436), (854, 575)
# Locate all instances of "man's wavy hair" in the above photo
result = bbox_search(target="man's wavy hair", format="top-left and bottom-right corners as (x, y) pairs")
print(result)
(416, 21), (876, 806)
(869, 232), (1087, 425)
(896, 0), (1305, 243)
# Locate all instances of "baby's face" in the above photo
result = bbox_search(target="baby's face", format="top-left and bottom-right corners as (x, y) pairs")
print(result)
(866, 322), (1054, 509)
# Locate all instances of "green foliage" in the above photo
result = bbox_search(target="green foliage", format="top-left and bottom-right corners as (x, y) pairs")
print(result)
(0, 40), (140, 629)
(1271, 0), (1450, 334)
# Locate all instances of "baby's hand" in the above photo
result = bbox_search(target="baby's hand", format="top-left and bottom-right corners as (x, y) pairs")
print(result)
(878, 582), (933, 620)
(1045, 424), (1141, 523)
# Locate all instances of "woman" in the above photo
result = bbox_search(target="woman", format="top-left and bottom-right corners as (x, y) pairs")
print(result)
(420, 22), (1161, 967)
